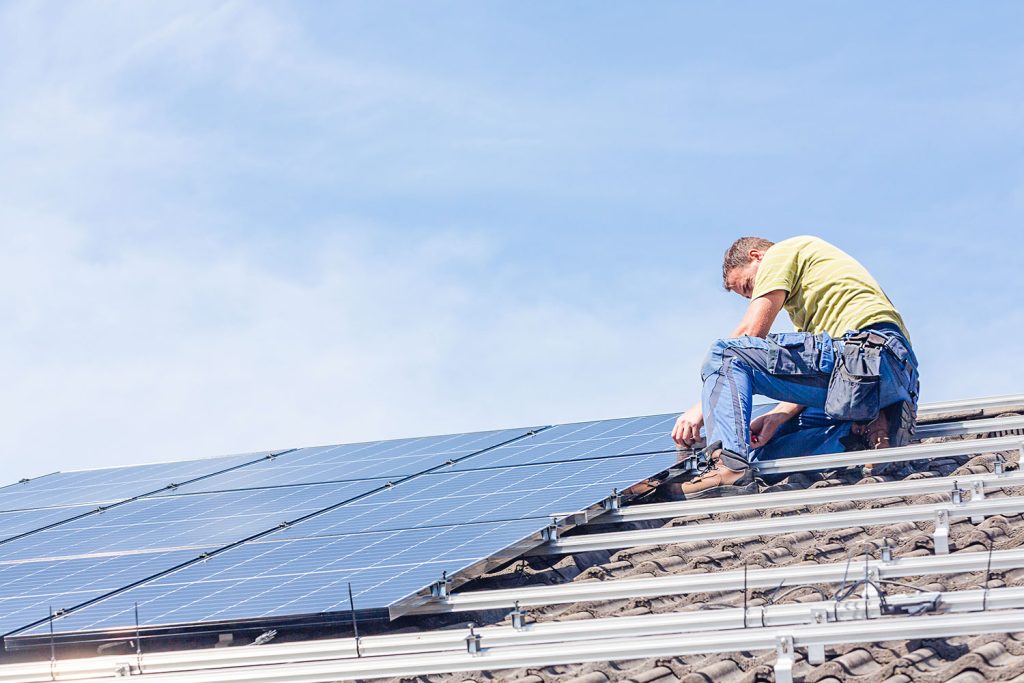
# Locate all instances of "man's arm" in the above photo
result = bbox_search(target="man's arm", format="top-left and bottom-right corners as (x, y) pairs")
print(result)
(672, 289), (796, 446)
(729, 289), (787, 338)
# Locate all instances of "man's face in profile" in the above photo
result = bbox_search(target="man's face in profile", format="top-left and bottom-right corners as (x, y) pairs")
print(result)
(724, 250), (764, 299)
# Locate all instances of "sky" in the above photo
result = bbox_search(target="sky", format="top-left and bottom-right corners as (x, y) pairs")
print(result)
(1, 1), (1022, 480)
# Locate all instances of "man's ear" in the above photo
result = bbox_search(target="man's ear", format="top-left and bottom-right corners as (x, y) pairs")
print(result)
(748, 249), (764, 263)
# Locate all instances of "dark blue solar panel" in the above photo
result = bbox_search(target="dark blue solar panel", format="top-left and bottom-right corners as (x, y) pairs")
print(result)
(168, 428), (537, 493)
(25, 520), (548, 635)
(0, 547), (203, 635)
(0, 504), (98, 541)
(275, 453), (676, 538)
(448, 414), (679, 471)
(0, 480), (387, 562)
(4, 415), (690, 638)
(0, 452), (273, 512)
(13, 452), (674, 636)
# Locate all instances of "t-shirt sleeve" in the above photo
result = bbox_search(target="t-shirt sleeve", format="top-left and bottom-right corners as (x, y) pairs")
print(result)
(751, 242), (799, 300)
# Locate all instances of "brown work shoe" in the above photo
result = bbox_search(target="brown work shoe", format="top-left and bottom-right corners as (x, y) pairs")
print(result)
(666, 448), (755, 499)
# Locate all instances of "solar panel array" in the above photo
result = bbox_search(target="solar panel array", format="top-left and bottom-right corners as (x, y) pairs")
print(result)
(0, 415), (681, 641)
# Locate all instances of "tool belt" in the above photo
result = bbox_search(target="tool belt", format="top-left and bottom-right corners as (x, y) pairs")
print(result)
(825, 331), (904, 422)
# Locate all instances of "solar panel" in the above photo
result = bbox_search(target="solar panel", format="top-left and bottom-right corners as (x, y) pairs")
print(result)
(0, 452), (276, 513)
(166, 428), (537, 493)
(1, 415), (688, 641)
(13, 451), (676, 636)
(447, 414), (679, 471)
(0, 504), (99, 542)
(273, 454), (676, 539)
(0, 479), (388, 562)
(12, 520), (554, 636)
(0, 547), (204, 635)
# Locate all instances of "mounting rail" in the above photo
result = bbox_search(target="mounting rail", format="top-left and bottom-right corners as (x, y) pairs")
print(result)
(754, 434), (1024, 476)
(409, 546), (1024, 615)
(604, 468), (1024, 523)
(531, 493), (1024, 556)
(3, 587), (1024, 682)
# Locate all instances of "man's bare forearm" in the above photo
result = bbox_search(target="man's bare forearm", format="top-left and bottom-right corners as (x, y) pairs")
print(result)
(767, 401), (804, 417)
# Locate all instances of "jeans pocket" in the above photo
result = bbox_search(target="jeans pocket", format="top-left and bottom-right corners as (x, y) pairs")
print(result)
(825, 342), (881, 421)
(767, 333), (820, 375)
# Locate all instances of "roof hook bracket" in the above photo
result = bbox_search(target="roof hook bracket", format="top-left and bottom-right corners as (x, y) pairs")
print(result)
(774, 635), (796, 683)
(970, 481), (986, 523)
(933, 509), (950, 555)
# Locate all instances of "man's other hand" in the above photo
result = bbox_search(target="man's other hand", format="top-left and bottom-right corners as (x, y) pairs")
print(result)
(750, 412), (791, 448)
(672, 404), (704, 447)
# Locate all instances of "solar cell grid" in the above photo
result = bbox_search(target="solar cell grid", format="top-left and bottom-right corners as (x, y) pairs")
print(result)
(0, 547), (203, 636)
(448, 414), (679, 471)
(274, 453), (676, 539)
(23, 520), (548, 635)
(168, 427), (537, 493)
(0, 504), (99, 542)
(0, 479), (387, 562)
(2, 414), (690, 639)
(0, 452), (273, 512)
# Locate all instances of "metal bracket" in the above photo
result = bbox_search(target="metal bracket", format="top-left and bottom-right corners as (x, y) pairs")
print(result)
(994, 453), (1007, 476)
(807, 610), (828, 665)
(603, 490), (622, 512)
(510, 601), (528, 630)
(465, 623), (481, 655)
(114, 662), (134, 677)
(542, 524), (560, 542)
(880, 538), (895, 564)
(430, 572), (451, 599)
(970, 481), (986, 523)
(934, 509), (950, 555)
(951, 483), (964, 506)
(774, 635), (795, 683)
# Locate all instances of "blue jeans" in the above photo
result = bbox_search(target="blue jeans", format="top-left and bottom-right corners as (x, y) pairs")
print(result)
(700, 324), (919, 462)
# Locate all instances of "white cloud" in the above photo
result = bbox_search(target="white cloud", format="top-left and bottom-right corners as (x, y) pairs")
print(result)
(0, 208), (730, 480)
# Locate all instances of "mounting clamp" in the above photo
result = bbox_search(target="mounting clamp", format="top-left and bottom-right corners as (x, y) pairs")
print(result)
(430, 572), (451, 599)
(603, 490), (622, 512)
(510, 601), (528, 630)
(465, 623), (482, 655)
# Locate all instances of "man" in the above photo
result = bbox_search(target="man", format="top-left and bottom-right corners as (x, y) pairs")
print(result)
(669, 235), (920, 498)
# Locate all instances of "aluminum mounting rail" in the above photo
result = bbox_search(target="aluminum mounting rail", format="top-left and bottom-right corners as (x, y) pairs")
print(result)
(409, 546), (1024, 615)
(531, 493), (1024, 556)
(603, 468), (1024, 523)
(4, 587), (1023, 683)
(916, 414), (1024, 439)
(18, 609), (1024, 682)
(918, 394), (1024, 421)
(754, 434), (1024, 476)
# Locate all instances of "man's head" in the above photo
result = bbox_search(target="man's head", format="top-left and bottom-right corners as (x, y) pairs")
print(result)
(722, 236), (775, 298)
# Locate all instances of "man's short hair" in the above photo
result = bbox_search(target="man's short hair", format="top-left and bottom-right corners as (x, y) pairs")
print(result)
(722, 236), (775, 289)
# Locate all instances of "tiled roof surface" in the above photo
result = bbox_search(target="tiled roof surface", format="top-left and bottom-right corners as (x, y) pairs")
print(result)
(386, 412), (1024, 683)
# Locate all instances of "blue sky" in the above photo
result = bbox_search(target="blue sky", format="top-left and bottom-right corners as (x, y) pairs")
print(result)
(1, 2), (1022, 479)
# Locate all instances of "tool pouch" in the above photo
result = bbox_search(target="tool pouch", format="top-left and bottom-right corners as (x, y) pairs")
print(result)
(825, 332), (885, 421)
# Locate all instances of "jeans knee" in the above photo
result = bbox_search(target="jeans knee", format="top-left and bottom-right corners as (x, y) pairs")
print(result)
(701, 338), (732, 380)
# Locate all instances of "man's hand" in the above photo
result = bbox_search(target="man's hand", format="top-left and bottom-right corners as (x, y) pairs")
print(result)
(750, 402), (804, 448)
(672, 403), (704, 447)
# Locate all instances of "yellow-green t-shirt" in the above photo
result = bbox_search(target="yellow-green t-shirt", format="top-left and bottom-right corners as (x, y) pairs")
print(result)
(751, 236), (910, 340)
